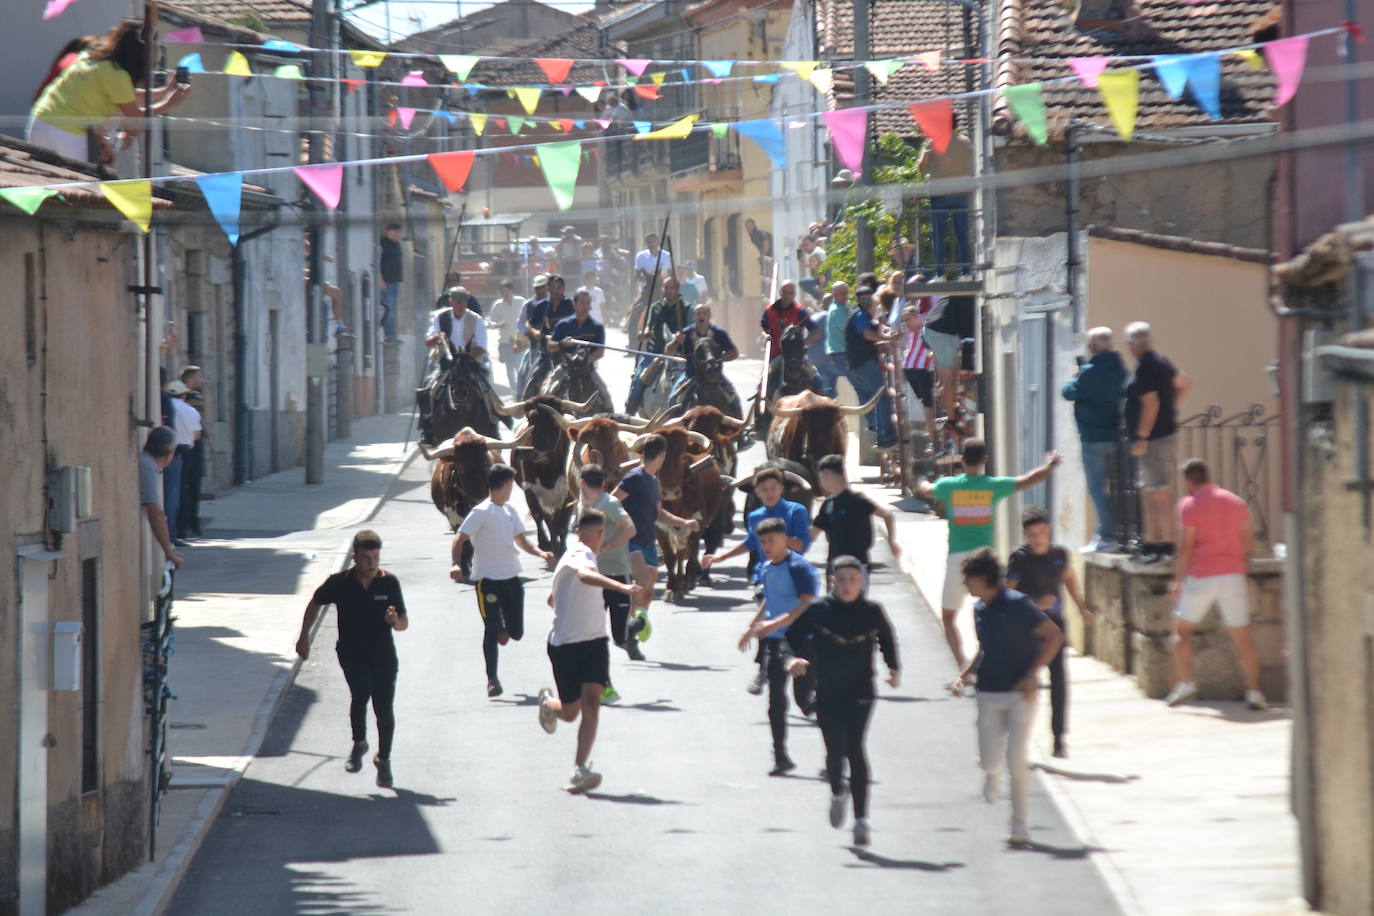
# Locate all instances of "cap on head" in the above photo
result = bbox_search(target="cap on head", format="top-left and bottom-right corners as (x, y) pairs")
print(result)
(165, 380), (189, 396)
(532, 274), (549, 287)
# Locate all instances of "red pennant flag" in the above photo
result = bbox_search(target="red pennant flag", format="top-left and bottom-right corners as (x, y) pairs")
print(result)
(594, 79), (606, 87)
(341, 78), (364, 94)
(428, 150), (475, 192)
(632, 85), (662, 100)
(907, 99), (954, 154)
(387, 109), (397, 126)
(493, 117), (507, 129)
(558, 118), (575, 133)
(536, 58), (574, 83)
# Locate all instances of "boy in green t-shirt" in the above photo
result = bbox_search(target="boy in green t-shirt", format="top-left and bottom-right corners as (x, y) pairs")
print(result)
(915, 438), (1061, 668)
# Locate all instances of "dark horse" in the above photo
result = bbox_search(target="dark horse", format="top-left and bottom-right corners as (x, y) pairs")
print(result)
(671, 336), (743, 419)
(426, 349), (501, 444)
(541, 346), (612, 416)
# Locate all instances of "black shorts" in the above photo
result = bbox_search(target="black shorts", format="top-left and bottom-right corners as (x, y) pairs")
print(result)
(547, 637), (611, 703)
(603, 574), (632, 644)
(904, 368), (934, 408)
(475, 577), (525, 640)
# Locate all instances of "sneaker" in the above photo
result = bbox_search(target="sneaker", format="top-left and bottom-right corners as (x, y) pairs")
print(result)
(498, 630), (510, 646)
(769, 755), (796, 777)
(1137, 543), (1163, 564)
(829, 786), (850, 829)
(345, 740), (368, 773)
(631, 608), (652, 642)
(852, 818), (871, 847)
(487, 680), (503, 698)
(625, 639), (646, 662)
(538, 687), (558, 734)
(1052, 738), (1068, 759)
(982, 772), (1000, 804)
(565, 764), (602, 794)
(876, 439), (897, 450)
(1245, 688), (1269, 711)
(1081, 536), (1121, 554)
(746, 668), (766, 696)
(1164, 681), (1198, 707)
(374, 757), (393, 788)
(601, 685), (620, 704)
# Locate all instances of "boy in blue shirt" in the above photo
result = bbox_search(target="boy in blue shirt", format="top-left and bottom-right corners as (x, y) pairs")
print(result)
(737, 517), (820, 776)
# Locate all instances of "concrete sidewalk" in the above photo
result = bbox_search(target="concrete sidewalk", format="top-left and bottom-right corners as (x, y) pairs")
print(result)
(71, 414), (419, 916)
(848, 469), (1307, 916)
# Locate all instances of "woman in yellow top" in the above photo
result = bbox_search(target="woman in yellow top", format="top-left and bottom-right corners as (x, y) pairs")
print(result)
(28, 20), (189, 162)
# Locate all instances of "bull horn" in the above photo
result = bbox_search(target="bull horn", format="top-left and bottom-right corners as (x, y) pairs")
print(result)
(629, 433), (650, 452)
(620, 458), (642, 472)
(572, 439), (588, 468)
(768, 399), (805, 419)
(481, 426), (532, 450)
(687, 454), (716, 475)
(720, 420), (746, 439)
(686, 430), (712, 453)
(492, 395), (531, 417)
(784, 470), (812, 490)
(536, 402), (593, 431)
(559, 395), (596, 414)
(719, 475), (736, 487)
(837, 389), (884, 416)
(418, 442), (455, 461)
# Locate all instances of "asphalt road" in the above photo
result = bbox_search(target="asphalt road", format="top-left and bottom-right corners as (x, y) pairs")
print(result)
(169, 333), (1121, 915)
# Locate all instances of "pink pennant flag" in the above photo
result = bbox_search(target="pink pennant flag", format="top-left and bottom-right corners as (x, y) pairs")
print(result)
(558, 85), (574, 96)
(1068, 57), (1109, 89)
(1264, 35), (1309, 107)
(616, 58), (652, 77)
(823, 108), (869, 174)
(401, 71), (428, 87)
(703, 78), (723, 85)
(294, 164), (344, 210)
(594, 118), (612, 129)
(396, 107), (417, 130)
(916, 50), (942, 72)
(166, 26), (204, 43)
(42, 0), (78, 18)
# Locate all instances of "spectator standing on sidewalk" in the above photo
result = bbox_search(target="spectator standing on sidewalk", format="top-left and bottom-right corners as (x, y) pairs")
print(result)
(140, 426), (184, 570)
(178, 365), (207, 538)
(377, 223), (403, 342)
(1163, 459), (1268, 711)
(915, 439), (1061, 669)
(948, 549), (1064, 847)
(817, 282), (853, 399)
(1124, 321), (1191, 563)
(844, 287), (899, 450)
(486, 280), (525, 391)
(1061, 328), (1127, 552)
(164, 380), (201, 545)
(1006, 506), (1094, 759)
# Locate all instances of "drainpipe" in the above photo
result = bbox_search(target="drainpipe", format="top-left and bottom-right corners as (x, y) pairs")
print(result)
(231, 217), (282, 486)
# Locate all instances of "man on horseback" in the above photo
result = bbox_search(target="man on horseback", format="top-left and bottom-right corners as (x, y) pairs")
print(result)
(762, 282), (824, 400)
(666, 303), (742, 417)
(418, 286), (504, 445)
(521, 274), (575, 400)
(624, 275), (691, 416)
(545, 290), (612, 412)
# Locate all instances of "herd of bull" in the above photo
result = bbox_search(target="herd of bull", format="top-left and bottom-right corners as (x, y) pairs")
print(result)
(419, 387), (883, 601)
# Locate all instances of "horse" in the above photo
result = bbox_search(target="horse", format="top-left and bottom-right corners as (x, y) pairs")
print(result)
(670, 335), (742, 419)
(754, 323), (822, 436)
(425, 348), (501, 444)
(540, 346), (612, 416)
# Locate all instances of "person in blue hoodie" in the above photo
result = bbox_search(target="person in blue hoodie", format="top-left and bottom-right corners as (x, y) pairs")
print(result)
(1061, 327), (1128, 552)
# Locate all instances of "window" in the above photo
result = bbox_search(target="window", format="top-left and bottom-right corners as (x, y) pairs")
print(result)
(81, 558), (99, 794)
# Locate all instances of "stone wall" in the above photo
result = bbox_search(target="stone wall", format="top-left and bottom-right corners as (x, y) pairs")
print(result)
(1084, 554), (1287, 700)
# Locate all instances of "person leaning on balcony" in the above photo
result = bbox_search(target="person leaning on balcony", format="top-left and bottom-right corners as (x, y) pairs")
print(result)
(1162, 459), (1267, 712)
(1061, 327), (1128, 553)
(140, 426), (184, 571)
(918, 114), (974, 279)
(1124, 321), (1191, 564)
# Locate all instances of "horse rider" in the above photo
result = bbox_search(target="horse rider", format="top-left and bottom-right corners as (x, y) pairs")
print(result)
(625, 275), (691, 415)
(760, 279), (823, 355)
(515, 274), (548, 395)
(546, 290), (612, 409)
(666, 303), (742, 417)
(521, 273), (575, 399)
(417, 286), (500, 445)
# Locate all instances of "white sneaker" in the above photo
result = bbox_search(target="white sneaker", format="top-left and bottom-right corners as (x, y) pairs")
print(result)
(746, 668), (765, 696)
(1081, 536), (1122, 554)
(1245, 689), (1269, 711)
(982, 772), (1000, 804)
(565, 763), (602, 794)
(1164, 682), (1198, 707)
(829, 786), (850, 829)
(852, 818), (871, 847)
(538, 687), (558, 734)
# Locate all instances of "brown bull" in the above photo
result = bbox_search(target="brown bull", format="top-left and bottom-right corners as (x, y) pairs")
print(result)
(765, 389), (882, 484)
(420, 427), (529, 576)
(633, 425), (723, 602)
(561, 409), (668, 492)
(676, 405), (747, 556)
(492, 393), (588, 556)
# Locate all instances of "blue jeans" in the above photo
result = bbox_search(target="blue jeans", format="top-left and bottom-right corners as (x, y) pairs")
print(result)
(379, 282), (400, 340)
(1081, 440), (1116, 540)
(626, 354), (654, 404)
(162, 454), (183, 542)
(814, 352), (847, 399)
(799, 277), (823, 301)
(930, 194), (970, 277)
(846, 359), (894, 444)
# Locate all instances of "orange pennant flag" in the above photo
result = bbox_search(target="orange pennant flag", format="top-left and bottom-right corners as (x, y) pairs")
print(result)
(536, 58), (573, 83)
(907, 99), (954, 154)
(916, 50), (942, 72)
(428, 150), (475, 192)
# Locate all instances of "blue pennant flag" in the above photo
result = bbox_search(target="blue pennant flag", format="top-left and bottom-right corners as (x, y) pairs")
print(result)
(703, 60), (735, 78)
(195, 172), (242, 246)
(1153, 55), (1188, 99)
(633, 120), (652, 134)
(752, 73), (780, 84)
(573, 119), (585, 129)
(177, 53), (206, 74)
(1181, 52), (1221, 119)
(734, 118), (787, 169)
(261, 39), (301, 52)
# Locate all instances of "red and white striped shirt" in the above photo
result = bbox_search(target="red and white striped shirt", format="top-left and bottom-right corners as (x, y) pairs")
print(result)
(902, 297), (934, 370)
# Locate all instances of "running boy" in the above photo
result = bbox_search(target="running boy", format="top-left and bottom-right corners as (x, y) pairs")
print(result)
(737, 517), (820, 776)
(579, 465), (642, 705)
(1006, 506), (1093, 758)
(451, 464), (553, 698)
(811, 454), (901, 571)
(296, 530), (409, 789)
(538, 510), (641, 793)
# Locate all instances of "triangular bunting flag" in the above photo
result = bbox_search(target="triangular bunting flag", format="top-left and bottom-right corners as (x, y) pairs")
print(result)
(1234, 48), (1264, 70)
(261, 39), (300, 52)
(194, 172), (242, 245)
(557, 118), (575, 133)
(780, 60), (818, 80)
(100, 180), (152, 233)
(43, 0), (77, 20)
(1264, 36), (1309, 106)
(594, 118), (612, 129)
(428, 150), (475, 192)
(917, 50), (942, 72)
(512, 87), (541, 115)
(865, 59), (904, 84)
(734, 119), (787, 169)
(558, 85), (573, 96)
(1068, 56), (1109, 88)
(710, 123), (728, 138)
(632, 120), (652, 134)
(703, 60), (734, 78)
(1002, 82), (1048, 146)
(396, 107), (417, 130)
(493, 118), (507, 130)
(274, 64), (304, 80)
(573, 119), (584, 129)
(1097, 69), (1140, 138)
(1153, 55), (1189, 99)
(823, 108), (868, 173)
(165, 26), (203, 43)
(401, 71), (428, 88)
(225, 51), (252, 76)
(439, 54), (480, 80)
(349, 49), (387, 68)
(177, 53), (206, 74)
(907, 98), (954, 153)
(536, 58), (574, 83)
(753, 74), (781, 84)
(809, 69), (834, 94)
(1180, 53), (1220, 119)
(507, 116), (526, 134)
(0, 186), (58, 215)
(635, 113), (699, 140)
(470, 112), (488, 135)
(536, 140), (583, 210)
(294, 164), (344, 210)
(632, 85), (661, 99)
(341, 78), (363, 94)
(575, 86), (602, 104)
(616, 58), (651, 77)
(650, 71), (667, 86)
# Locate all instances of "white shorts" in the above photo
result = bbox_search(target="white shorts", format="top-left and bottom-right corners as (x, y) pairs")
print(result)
(942, 549), (976, 610)
(1176, 574), (1250, 628)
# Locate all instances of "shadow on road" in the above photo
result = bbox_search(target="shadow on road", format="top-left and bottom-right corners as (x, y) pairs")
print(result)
(1009, 840), (1106, 859)
(641, 660), (729, 673)
(1032, 762), (1140, 785)
(845, 848), (966, 872)
(257, 680), (321, 758)
(583, 791), (684, 806)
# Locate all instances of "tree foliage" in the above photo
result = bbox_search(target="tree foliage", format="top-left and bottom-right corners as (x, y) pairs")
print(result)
(820, 133), (929, 283)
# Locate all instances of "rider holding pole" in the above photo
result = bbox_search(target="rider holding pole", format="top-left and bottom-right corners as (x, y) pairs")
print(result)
(522, 274), (575, 399)
(625, 275), (691, 415)
(418, 287), (494, 445)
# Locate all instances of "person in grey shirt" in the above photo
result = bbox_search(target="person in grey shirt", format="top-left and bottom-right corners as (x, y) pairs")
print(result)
(141, 426), (183, 569)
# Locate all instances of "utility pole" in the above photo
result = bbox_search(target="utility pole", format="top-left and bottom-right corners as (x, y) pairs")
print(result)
(304, 0), (332, 484)
(853, 0), (874, 275)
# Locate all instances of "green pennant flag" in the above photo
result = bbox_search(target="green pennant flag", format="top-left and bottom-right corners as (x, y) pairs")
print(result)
(710, 122), (728, 138)
(0, 186), (58, 215)
(537, 140), (583, 211)
(1002, 82), (1048, 146)
(506, 115), (526, 135)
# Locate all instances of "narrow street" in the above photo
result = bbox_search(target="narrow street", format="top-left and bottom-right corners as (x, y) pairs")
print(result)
(168, 340), (1119, 914)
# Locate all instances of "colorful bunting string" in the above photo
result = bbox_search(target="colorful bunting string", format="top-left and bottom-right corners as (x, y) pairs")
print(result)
(194, 173), (242, 245)
(536, 140), (583, 210)
(1097, 69), (1140, 139)
(100, 180), (152, 233)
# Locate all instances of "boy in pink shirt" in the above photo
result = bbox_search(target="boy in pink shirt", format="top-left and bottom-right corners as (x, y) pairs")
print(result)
(1164, 459), (1266, 710)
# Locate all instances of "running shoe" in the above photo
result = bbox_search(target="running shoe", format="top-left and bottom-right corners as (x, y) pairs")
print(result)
(538, 687), (558, 734)
(746, 668), (765, 695)
(829, 785), (850, 829)
(982, 772), (1000, 804)
(565, 764), (602, 794)
(1008, 831), (1032, 848)
(374, 757), (393, 789)
(1164, 681), (1198, 707)
(345, 740), (368, 773)
(487, 680), (503, 698)
(852, 818), (871, 847)
(601, 685), (620, 704)
(626, 639), (646, 662)
(769, 755), (796, 777)
(498, 630), (510, 646)
(631, 608), (652, 642)
(1245, 688), (1269, 711)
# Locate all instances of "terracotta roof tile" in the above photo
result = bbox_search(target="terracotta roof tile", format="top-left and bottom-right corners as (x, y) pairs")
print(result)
(0, 136), (172, 213)
(183, 0), (313, 26)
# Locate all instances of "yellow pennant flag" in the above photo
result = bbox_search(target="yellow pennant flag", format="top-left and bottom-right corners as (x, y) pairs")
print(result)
(512, 87), (542, 116)
(348, 49), (387, 68)
(650, 71), (667, 86)
(780, 60), (818, 80)
(1097, 69), (1139, 140)
(224, 51), (252, 76)
(1233, 48), (1264, 70)
(100, 180), (152, 233)
(809, 68), (834, 94)
(470, 112), (488, 135)
(633, 113), (699, 141)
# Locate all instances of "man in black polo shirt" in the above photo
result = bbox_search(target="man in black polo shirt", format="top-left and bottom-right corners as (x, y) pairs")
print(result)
(521, 274), (575, 399)
(296, 530), (409, 789)
(948, 549), (1063, 847)
(810, 454), (900, 571)
(1124, 321), (1192, 563)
